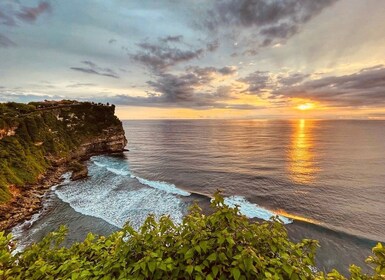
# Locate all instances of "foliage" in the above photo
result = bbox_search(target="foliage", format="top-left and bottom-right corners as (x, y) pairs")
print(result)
(0, 101), (122, 202)
(0, 193), (383, 279)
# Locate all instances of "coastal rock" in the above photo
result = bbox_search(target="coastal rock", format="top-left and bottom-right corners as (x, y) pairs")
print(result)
(70, 162), (89, 181)
(0, 101), (128, 231)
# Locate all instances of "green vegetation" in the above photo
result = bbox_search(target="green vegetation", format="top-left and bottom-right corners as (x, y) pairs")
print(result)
(0, 101), (122, 202)
(0, 194), (383, 279)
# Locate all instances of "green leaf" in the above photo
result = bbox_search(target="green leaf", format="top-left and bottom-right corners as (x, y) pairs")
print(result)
(148, 262), (156, 273)
(207, 252), (217, 262)
(186, 265), (193, 275)
(231, 267), (241, 280)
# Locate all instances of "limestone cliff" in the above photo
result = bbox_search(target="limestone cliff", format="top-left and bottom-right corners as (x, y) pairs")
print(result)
(0, 100), (127, 229)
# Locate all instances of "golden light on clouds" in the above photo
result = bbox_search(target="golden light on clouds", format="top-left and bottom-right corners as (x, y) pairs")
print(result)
(297, 102), (315, 111)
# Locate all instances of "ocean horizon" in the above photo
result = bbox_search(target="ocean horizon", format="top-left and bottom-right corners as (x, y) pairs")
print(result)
(12, 119), (385, 275)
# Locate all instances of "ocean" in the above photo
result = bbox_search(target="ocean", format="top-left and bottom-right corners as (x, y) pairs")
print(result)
(12, 120), (385, 274)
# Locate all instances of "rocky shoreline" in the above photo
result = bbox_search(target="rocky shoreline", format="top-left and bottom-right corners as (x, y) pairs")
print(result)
(0, 165), (69, 231)
(0, 129), (127, 232)
(0, 101), (128, 232)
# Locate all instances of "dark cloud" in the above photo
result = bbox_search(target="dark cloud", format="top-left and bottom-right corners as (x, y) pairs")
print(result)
(0, 34), (16, 48)
(239, 71), (271, 93)
(277, 73), (310, 86)
(141, 66), (242, 108)
(16, 1), (51, 23)
(90, 65), (256, 110)
(186, 66), (237, 77)
(108, 39), (117, 44)
(159, 35), (183, 43)
(131, 40), (204, 73)
(90, 93), (263, 110)
(206, 40), (219, 52)
(274, 65), (385, 107)
(218, 66), (237, 75)
(70, 61), (120, 79)
(204, 0), (338, 48)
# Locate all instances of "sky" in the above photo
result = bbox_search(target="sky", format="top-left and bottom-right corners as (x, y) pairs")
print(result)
(1, 0), (385, 119)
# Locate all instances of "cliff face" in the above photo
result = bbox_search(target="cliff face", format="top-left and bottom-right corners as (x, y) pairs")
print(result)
(77, 126), (127, 158)
(0, 101), (127, 203)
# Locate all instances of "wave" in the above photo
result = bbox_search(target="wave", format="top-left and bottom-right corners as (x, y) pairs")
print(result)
(106, 167), (130, 176)
(131, 175), (191, 196)
(91, 156), (130, 176)
(91, 155), (189, 196)
(55, 184), (186, 229)
(223, 196), (292, 224)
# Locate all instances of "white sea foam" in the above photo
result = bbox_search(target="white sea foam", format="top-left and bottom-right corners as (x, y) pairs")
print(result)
(131, 175), (191, 196)
(93, 161), (107, 168)
(55, 185), (186, 229)
(223, 196), (292, 224)
(91, 156), (130, 176)
(106, 167), (130, 176)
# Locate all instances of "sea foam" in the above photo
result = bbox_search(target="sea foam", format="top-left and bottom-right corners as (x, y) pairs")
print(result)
(131, 175), (191, 196)
(223, 196), (292, 224)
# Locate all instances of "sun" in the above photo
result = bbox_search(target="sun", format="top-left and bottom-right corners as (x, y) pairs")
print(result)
(297, 103), (315, 111)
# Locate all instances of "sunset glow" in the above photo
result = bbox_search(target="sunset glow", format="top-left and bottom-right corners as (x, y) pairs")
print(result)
(0, 1), (385, 119)
(297, 103), (315, 111)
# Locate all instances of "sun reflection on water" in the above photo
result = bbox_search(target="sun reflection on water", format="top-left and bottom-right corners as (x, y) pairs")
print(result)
(288, 119), (318, 184)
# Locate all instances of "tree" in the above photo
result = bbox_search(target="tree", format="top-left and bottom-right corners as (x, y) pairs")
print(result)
(0, 193), (383, 279)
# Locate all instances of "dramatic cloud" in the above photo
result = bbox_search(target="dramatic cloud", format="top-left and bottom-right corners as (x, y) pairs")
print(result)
(204, 0), (338, 48)
(239, 71), (272, 94)
(274, 65), (385, 107)
(145, 66), (236, 106)
(70, 61), (120, 79)
(131, 38), (204, 73)
(276, 73), (310, 86)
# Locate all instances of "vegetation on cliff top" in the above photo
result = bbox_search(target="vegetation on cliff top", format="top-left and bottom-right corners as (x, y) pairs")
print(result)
(0, 194), (384, 279)
(0, 100), (122, 202)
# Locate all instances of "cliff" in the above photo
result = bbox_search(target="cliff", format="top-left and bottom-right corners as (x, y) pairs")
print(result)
(0, 100), (127, 229)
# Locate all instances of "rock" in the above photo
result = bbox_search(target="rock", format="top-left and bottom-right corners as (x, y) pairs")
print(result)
(71, 165), (88, 181)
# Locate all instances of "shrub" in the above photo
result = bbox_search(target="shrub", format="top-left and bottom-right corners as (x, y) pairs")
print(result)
(0, 193), (383, 279)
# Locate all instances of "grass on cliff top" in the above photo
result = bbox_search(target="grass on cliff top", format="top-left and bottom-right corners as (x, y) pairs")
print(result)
(0, 101), (123, 203)
(1, 193), (384, 280)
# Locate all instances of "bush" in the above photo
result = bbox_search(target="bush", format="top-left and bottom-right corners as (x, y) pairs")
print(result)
(0, 193), (383, 279)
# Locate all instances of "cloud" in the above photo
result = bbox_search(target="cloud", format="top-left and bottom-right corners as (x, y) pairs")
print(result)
(88, 65), (256, 110)
(16, 1), (51, 23)
(276, 73), (310, 86)
(66, 83), (96, 88)
(0, 8), (17, 26)
(108, 39), (117, 44)
(70, 61), (120, 79)
(159, 35), (183, 43)
(0, 34), (16, 48)
(0, 91), (62, 103)
(204, 0), (338, 48)
(131, 40), (204, 73)
(274, 65), (385, 107)
(0, 1), (51, 47)
(238, 71), (272, 94)
(206, 40), (219, 52)
(0, 1), (51, 25)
